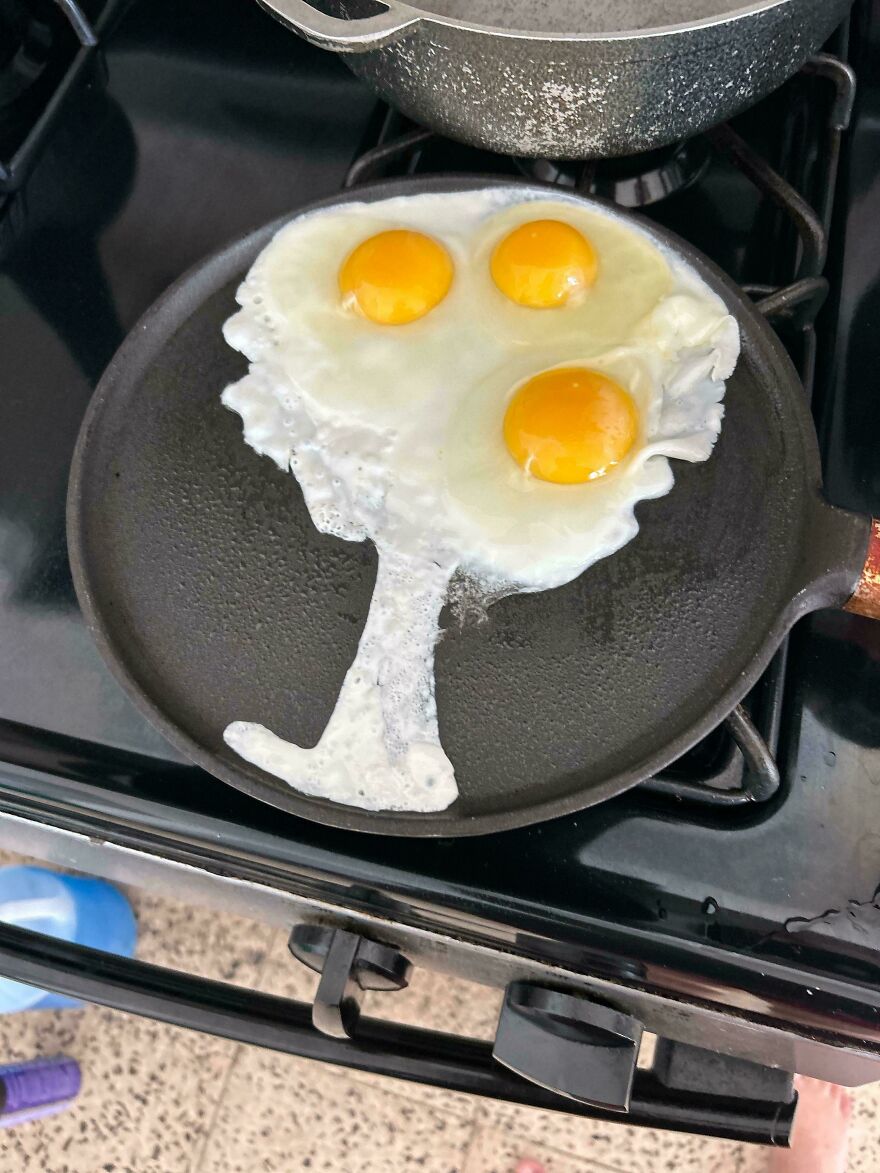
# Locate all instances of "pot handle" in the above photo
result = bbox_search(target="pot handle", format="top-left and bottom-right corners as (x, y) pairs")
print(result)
(256, 0), (419, 52)
(844, 518), (880, 619)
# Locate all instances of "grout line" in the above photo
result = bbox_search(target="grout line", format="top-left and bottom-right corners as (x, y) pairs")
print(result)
(126, 1011), (176, 1171)
(187, 926), (282, 1173)
(460, 1120), (636, 1173)
(471, 1107), (765, 1173)
(188, 1039), (245, 1173)
(469, 1103), (660, 1173)
(457, 1120), (486, 1173)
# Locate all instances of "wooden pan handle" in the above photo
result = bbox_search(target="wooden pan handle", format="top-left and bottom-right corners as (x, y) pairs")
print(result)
(844, 518), (880, 620)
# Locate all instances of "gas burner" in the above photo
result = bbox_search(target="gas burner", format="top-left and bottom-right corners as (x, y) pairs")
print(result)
(518, 138), (713, 208)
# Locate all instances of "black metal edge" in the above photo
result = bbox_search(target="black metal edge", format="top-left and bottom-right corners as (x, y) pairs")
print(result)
(0, 921), (796, 1145)
(4, 755), (880, 1051)
(66, 172), (847, 839)
(707, 123), (827, 278)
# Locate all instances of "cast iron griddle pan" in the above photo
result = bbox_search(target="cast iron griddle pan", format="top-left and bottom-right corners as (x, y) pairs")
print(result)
(67, 177), (879, 836)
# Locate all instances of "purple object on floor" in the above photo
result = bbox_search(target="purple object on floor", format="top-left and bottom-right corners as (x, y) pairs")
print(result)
(0, 1056), (81, 1126)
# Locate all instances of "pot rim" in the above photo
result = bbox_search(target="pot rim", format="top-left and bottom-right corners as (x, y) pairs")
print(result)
(376, 0), (803, 43)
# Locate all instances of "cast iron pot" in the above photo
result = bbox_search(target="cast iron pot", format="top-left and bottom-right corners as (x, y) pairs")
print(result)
(254, 0), (854, 158)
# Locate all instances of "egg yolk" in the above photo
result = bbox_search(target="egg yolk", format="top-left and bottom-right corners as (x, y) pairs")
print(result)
(491, 219), (598, 309)
(339, 229), (454, 325)
(503, 367), (638, 484)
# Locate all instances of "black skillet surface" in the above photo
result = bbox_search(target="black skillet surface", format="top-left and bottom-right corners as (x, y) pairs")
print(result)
(67, 177), (872, 836)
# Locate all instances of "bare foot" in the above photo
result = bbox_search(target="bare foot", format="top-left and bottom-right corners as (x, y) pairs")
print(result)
(515, 1161), (547, 1173)
(771, 1077), (852, 1173)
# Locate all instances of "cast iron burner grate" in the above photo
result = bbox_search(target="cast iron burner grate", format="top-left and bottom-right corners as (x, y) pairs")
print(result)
(341, 51), (857, 809)
(0, 0), (98, 193)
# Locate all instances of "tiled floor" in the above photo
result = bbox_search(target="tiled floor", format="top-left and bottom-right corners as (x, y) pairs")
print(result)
(0, 874), (877, 1173)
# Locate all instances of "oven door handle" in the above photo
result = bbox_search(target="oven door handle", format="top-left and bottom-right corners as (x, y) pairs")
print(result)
(0, 920), (795, 1146)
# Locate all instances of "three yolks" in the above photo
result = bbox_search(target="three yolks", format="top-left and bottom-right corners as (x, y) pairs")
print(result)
(337, 219), (637, 485)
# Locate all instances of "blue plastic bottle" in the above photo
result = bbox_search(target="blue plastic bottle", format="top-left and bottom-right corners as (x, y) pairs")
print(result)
(0, 867), (137, 1012)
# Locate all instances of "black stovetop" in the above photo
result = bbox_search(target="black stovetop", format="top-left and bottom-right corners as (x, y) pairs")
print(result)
(1, 0), (879, 1040)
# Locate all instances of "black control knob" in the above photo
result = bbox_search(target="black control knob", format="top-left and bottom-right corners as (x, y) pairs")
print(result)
(493, 982), (643, 1112)
(289, 924), (412, 1039)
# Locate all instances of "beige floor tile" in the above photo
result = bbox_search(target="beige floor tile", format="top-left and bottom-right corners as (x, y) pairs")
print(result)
(367, 966), (503, 1042)
(462, 1126), (616, 1173)
(473, 1100), (770, 1173)
(348, 1064), (482, 1125)
(352, 967), (502, 1119)
(197, 1045), (474, 1173)
(0, 880), (275, 1173)
(129, 888), (274, 985)
(250, 926), (320, 1003)
(0, 1007), (240, 1173)
(0, 1004), (82, 1069)
(845, 1080), (880, 1172)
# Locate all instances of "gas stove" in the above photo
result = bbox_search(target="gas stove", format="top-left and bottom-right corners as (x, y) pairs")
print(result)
(0, 0), (879, 1142)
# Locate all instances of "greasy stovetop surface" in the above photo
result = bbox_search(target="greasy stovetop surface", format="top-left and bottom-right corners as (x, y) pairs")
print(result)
(0, 0), (879, 996)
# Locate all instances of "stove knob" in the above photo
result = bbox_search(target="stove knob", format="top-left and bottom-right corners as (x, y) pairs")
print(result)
(288, 924), (412, 1039)
(493, 982), (642, 1112)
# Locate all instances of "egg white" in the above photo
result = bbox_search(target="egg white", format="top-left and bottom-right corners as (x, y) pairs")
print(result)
(472, 197), (674, 350)
(220, 188), (740, 813)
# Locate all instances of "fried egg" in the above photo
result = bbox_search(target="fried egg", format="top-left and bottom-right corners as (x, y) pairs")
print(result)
(476, 198), (673, 348)
(220, 188), (739, 813)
